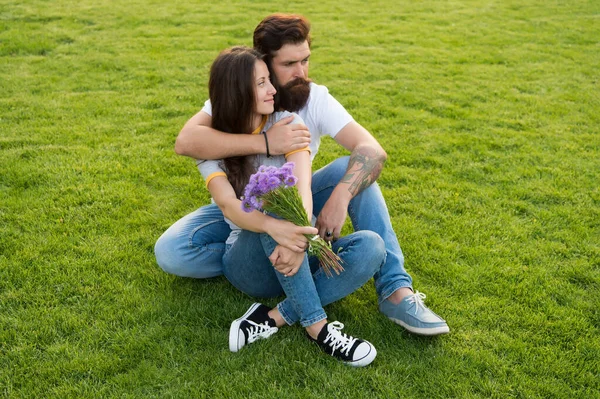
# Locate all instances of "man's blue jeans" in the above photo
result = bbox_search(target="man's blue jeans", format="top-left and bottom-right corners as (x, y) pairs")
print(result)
(223, 230), (385, 327)
(155, 156), (413, 302)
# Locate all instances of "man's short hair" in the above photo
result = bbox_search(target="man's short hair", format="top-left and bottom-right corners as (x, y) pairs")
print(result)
(253, 13), (311, 59)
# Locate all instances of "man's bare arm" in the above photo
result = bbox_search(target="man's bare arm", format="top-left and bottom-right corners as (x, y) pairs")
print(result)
(174, 111), (311, 160)
(334, 121), (387, 199)
(315, 121), (387, 240)
(340, 144), (386, 197)
(174, 111), (265, 159)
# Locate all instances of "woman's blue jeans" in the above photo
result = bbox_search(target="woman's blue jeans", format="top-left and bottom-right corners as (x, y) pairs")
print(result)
(155, 156), (413, 303)
(223, 230), (385, 327)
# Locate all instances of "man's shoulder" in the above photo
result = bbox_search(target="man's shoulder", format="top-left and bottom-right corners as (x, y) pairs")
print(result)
(305, 82), (334, 111)
(309, 82), (330, 97)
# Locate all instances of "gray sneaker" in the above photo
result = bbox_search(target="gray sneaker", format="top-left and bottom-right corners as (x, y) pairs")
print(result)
(379, 291), (449, 336)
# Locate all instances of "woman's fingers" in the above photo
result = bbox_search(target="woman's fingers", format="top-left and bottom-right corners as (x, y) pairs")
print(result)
(286, 269), (298, 277)
(298, 226), (318, 236)
(283, 266), (299, 277)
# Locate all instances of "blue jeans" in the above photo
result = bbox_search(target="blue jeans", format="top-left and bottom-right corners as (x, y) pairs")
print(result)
(155, 156), (413, 302)
(223, 230), (385, 327)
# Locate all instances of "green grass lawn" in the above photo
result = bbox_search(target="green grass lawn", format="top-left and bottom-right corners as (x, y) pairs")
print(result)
(1, 0), (599, 397)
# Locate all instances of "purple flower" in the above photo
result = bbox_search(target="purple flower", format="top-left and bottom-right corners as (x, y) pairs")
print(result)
(267, 176), (282, 190)
(243, 182), (257, 198)
(256, 172), (267, 183)
(249, 195), (263, 210)
(241, 197), (255, 213)
(280, 162), (294, 177)
(284, 175), (298, 187)
(243, 162), (297, 207)
(256, 180), (269, 195)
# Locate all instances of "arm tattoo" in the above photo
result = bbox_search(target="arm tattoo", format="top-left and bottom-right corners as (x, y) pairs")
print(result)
(339, 145), (386, 197)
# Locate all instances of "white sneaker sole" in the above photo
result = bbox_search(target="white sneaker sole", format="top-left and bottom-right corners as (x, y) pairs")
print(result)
(346, 343), (377, 367)
(229, 302), (261, 352)
(389, 317), (450, 336)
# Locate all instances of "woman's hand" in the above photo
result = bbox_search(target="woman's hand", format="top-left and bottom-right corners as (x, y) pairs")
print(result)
(269, 245), (305, 277)
(265, 219), (318, 253)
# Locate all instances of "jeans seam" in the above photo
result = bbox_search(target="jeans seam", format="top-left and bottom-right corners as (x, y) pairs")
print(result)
(277, 303), (326, 327)
(205, 248), (225, 253)
(188, 219), (227, 248)
(277, 302), (294, 325)
(312, 181), (338, 196)
(348, 200), (358, 231)
(379, 281), (412, 304)
(299, 313), (327, 328)
(278, 266), (327, 327)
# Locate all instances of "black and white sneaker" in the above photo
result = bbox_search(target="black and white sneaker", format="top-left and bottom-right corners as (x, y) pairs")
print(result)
(308, 321), (377, 367)
(229, 303), (278, 352)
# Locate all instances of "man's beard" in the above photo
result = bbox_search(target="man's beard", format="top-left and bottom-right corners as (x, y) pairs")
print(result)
(275, 77), (312, 112)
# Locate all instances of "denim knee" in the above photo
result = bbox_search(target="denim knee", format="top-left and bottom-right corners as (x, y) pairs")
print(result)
(154, 231), (183, 275)
(154, 230), (225, 279)
(326, 156), (350, 180)
(351, 230), (386, 278)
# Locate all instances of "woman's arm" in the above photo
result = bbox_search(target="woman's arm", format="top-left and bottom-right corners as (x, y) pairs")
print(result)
(208, 176), (316, 252)
(285, 148), (313, 220)
(265, 148), (313, 277)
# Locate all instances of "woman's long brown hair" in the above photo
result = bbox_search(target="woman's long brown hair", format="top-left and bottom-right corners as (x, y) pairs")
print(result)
(209, 46), (264, 197)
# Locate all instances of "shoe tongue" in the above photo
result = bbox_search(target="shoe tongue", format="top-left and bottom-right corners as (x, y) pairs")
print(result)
(249, 305), (275, 326)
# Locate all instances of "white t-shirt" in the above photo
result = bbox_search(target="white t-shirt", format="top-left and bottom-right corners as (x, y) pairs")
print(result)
(199, 82), (354, 160)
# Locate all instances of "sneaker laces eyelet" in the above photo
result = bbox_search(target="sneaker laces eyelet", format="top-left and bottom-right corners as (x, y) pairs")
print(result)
(408, 291), (427, 314)
(407, 291), (427, 314)
(246, 320), (278, 343)
(323, 322), (356, 356)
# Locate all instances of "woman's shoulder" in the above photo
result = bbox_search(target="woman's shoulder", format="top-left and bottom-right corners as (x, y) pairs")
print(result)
(268, 111), (304, 126)
(271, 110), (296, 121)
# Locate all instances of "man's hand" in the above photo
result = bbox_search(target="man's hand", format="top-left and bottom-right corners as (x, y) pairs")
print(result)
(265, 116), (310, 155)
(269, 245), (305, 277)
(315, 190), (350, 241)
(266, 219), (318, 253)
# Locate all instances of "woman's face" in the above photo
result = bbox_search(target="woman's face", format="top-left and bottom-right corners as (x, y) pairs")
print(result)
(254, 59), (276, 115)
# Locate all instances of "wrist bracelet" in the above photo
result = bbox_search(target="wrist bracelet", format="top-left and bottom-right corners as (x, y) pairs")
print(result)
(263, 131), (271, 158)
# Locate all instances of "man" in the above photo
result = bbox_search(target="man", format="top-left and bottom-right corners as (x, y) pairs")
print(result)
(155, 13), (449, 336)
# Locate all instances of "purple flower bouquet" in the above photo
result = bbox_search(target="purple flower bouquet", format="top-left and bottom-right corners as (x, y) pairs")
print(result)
(241, 162), (344, 277)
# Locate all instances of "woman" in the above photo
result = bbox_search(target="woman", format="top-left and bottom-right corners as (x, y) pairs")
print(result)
(200, 47), (386, 367)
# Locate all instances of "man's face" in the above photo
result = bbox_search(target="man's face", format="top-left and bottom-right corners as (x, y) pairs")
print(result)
(271, 41), (311, 85)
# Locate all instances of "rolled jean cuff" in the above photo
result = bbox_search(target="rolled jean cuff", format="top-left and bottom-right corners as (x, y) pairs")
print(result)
(277, 302), (327, 328)
(379, 282), (413, 304)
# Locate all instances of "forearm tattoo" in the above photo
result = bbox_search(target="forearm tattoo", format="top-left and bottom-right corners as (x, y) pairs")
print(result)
(340, 145), (386, 197)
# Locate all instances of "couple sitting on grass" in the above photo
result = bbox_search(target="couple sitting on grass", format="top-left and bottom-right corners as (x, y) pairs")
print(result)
(155, 14), (449, 367)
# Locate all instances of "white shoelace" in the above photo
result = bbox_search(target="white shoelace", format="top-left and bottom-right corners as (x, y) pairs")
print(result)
(406, 291), (427, 314)
(246, 320), (278, 343)
(323, 321), (356, 356)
